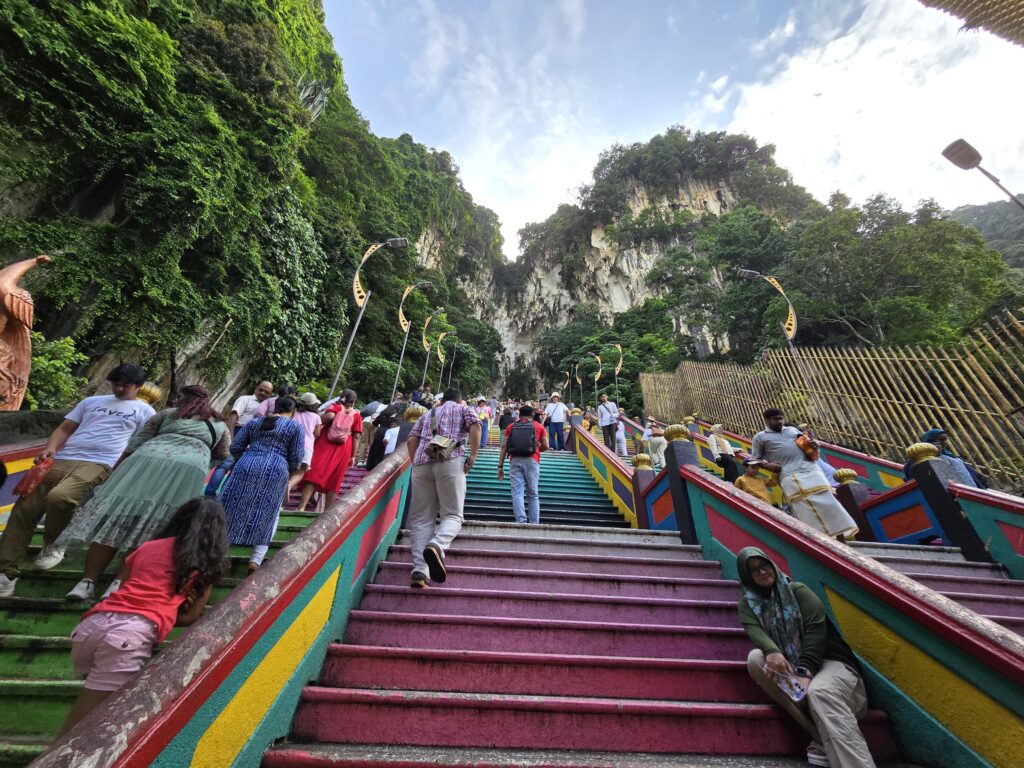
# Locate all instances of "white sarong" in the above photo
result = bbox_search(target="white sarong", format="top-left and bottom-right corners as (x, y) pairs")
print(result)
(780, 464), (858, 538)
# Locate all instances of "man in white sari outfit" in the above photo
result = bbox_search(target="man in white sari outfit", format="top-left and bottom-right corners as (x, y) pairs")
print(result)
(751, 408), (858, 539)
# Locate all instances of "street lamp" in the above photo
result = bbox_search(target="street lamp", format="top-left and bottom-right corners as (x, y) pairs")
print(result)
(942, 139), (1024, 214)
(434, 331), (448, 390)
(439, 332), (457, 388)
(420, 308), (444, 389)
(736, 268), (827, 425)
(389, 280), (432, 402)
(587, 352), (602, 411)
(328, 237), (409, 402)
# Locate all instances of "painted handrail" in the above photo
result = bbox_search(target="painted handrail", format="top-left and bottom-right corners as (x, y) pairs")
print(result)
(950, 483), (1024, 579)
(33, 445), (413, 768)
(676, 464), (1024, 768)
(1, 439), (46, 530)
(571, 421), (636, 527)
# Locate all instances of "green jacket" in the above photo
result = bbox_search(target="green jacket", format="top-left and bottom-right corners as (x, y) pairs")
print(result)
(738, 581), (859, 675)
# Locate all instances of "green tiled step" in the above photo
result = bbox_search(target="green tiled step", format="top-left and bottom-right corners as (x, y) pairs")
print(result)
(465, 488), (612, 503)
(463, 511), (630, 527)
(0, 679), (80, 738)
(0, 636), (76, 680)
(0, 738), (47, 768)
(463, 501), (622, 517)
(4, 571), (243, 602)
(26, 523), (303, 551)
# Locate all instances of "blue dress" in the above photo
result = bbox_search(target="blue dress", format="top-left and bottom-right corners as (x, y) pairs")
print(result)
(219, 416), (303, 546)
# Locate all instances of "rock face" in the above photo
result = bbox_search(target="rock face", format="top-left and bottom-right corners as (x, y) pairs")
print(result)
(450, 177), (736, 368)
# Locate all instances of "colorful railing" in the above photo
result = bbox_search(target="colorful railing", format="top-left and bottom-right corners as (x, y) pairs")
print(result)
(676, 465), (1024, 768)
(1, 440), (45, 531)
(951, 484), (1024, 580)
(854, 480), (948, 546)
(32, 447), (413, 768)
(571, 423), (637, 527)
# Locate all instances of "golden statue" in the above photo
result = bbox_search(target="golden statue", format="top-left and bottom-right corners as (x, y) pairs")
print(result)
(0, 254), (51, 411)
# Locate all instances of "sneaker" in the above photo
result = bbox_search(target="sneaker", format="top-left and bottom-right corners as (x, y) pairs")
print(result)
(34, 544), (66, 571)
(410, 574), (429, 589)
(0, 573), (16, 598)
(66, 578), (95, 602)
(101, 579), (122, 599)
(806, 747), (830, 767)
(423, 543), (446, 584)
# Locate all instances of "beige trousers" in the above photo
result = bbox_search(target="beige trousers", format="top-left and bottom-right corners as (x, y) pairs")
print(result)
(408, 461), (467, 580)
(747, 649), (875, 768)
(647, 436), (668, 470)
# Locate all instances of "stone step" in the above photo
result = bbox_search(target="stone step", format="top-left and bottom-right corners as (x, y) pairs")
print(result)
(358, 584), (737, 626)
(429, 521), (682, 543)
(848, 541), (966, 563)
(463, 511), (630, 528)
(385, 546), (718, 579)
(0, 738), (49, 768)
(0, 679), (80, 738)
(318, 645), (761, 702)
(872, 556), (1007, 579)
(289, 688), (898, 759)
(941, 591), (1024, 619)
(390, 533), (698, 560)
(372, 562), (739, 600)
(344, 611), (750, 660)
(904, 571), (1023, 598)
(261, 743), (829, 768)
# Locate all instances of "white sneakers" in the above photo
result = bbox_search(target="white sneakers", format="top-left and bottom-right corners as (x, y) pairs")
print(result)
(33, 544), (66, 571)
(0, 573), (16, 598)
(66, 578), (95, 602)
(101, 579), (121, 599)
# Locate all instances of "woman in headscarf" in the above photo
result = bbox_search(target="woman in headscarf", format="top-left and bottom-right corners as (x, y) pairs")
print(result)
(60, 385), (230, 601)
(708, 424), (739, 482)
(737, 547), (875, 768)
(903, 428), (987, 488)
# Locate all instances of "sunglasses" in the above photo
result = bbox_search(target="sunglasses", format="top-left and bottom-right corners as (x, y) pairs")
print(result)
(747, 562), (774, 575)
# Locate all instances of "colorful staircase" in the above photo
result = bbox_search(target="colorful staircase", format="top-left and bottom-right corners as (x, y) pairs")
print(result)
(0, 465), (367, 767)
(464, 446), (630, 527)
(262, 520), (899, 766)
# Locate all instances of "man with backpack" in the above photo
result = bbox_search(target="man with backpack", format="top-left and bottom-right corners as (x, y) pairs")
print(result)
(497, 405), (549, 524)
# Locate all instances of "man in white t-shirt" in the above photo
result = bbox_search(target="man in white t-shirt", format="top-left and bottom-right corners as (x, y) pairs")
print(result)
(0, 364), (155, 596)
(596, 392), (621, 451)
(543, 392), (570, 451)
(227, 380), (273, 434)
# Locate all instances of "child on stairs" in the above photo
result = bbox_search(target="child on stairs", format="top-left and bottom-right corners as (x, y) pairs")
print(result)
(60, 497), (228, 734)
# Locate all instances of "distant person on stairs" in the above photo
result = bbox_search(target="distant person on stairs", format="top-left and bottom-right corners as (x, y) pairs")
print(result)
(497, 405), (549, 524)
(543, 392), (569, 451)
(709, 424), (739, 483)
(751, 409), (858, 540)
(615, 416), (629, 457)
(405, 387), (481, 589)
(597, 392), (621, 451)
(737, 547), (876, 768)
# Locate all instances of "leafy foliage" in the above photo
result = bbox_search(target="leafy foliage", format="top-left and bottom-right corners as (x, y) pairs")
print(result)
(949, 195), (1024, 269)
(0, 0), (505, 404)
(26, 331), (88, 410)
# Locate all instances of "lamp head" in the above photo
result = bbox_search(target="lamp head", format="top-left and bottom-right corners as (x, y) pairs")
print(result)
(415, 280), (433, 290)
(735, 268), (761, 281)
(386, 237), (410, 248)
(942, 139), (982, 171)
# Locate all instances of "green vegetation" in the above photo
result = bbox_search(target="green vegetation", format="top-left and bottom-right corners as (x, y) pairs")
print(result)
(25, 332), (88, 410)
(949, 195), (1024, 269)
(0, 0), (504, 402)
(524, 128), (1023, 410)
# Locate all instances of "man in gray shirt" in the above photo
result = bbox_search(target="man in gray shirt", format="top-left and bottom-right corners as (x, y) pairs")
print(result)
(751, 408), (857, 539)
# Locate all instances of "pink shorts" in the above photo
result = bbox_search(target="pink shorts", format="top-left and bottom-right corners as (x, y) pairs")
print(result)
(71, 611), (158, 691)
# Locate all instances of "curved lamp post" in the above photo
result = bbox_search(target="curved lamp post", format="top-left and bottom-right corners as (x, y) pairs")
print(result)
(435, 331), (448, 390)
(420, 308), (444, 389)
(328, 237), (409, 402)
(587, 352), (602, 411)
(389, 280), (432, 402)
(942, 139), (1024, 214)
(736, 268), (827, 425)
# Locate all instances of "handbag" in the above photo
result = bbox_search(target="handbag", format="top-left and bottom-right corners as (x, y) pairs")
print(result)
(795, 433), (820, 462)
(327, 408), (355, 445)
(425, 407), (461, 462)
(14, 457), (53, 497)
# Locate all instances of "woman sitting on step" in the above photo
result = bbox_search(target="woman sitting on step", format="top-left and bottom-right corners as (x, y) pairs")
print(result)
(737, 547), (876, 768)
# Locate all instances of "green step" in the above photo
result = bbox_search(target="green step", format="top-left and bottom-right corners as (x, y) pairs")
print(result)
(0, 636), (75, 680)
(0, 738), (47, 768)
(0, 679), (81, 737)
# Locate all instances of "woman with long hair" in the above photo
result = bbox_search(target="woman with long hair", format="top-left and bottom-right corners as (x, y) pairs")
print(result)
(61, 385), (229, 602)
(219, 396), (303, 571)
(61, 497), (228, 733)
(298, 389), (362, 512)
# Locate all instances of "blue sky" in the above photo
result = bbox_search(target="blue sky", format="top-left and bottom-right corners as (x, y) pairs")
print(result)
(325, 0), (1024, 257)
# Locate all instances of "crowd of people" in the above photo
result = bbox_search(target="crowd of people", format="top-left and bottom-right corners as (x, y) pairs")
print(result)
(0, 370), (985, 763)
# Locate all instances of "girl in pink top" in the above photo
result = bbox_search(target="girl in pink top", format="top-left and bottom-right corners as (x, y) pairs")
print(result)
(61, 497), (228, 734)
(290, 393), (324, 489)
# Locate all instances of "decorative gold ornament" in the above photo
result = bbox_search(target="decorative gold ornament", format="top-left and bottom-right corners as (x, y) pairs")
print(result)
(398, 285), (414, 332)
(614, 343), (623, 375)
(404, 405), (426, 422)
(682, 416), (695, 426)
(352, 242), (386, 308)
(437, 331), (447, 363)
(833, 468), (859, 485)
(906, 442), (940, 464)
(632, 453), (653, 470)
(665, 424), (690, 443)
(571, 408), (582, 416)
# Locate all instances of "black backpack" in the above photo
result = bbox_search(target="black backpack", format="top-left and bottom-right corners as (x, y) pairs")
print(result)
(507, 420), (537, 457)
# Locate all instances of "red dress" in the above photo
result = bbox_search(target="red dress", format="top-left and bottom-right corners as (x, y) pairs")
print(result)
(303, 405), (363, 494)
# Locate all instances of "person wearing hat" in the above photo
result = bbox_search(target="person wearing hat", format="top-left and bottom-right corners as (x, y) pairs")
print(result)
(735, 458), (776, 506)
(543, 392), (570, 451)
(474, 398), (493, 449)
(289, 392), (323, 489)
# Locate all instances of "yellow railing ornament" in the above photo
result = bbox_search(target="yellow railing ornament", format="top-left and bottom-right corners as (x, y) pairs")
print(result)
(665, 424), (690, 443)
(632, 453), (653, 471)
(907, 442), (941, 465)
(833, 468), (860, 485)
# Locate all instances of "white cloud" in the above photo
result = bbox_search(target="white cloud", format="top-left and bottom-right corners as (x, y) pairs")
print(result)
(667, 12), (679, 36)
(728, 0), (1024, 211)
(750, 10), (797, 56)
(404, 0), (608, 257)
(710, 74), (729, 92)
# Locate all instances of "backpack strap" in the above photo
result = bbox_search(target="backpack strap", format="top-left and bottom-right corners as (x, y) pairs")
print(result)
(203, 419), (218, 448)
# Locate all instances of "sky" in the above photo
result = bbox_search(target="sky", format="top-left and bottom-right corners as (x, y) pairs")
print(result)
(325, 0), (1024, 258)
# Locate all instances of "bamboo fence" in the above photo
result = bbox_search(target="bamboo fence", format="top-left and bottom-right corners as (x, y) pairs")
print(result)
(640, 308), (1024, 490)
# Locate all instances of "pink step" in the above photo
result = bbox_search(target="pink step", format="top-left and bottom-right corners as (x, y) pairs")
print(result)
(386, 545), (720, 578)
(343, 611), (750, 659)
(874, 556), (1006, 579)
(291, 688), (899, 759)
(321, 645), (763, 702)
(373, 562), (739, 600)
(942, 591), (1024, 619)
(907, 572), (1021, 597)
(396, 532), (702, 560)
(358, 584), (737, 625)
